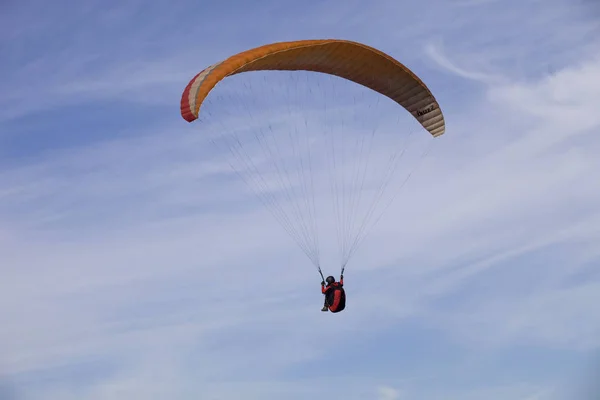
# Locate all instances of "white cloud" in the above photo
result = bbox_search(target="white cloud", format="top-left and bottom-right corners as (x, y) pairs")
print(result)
(3, 54), (598, 396)
(378, 385), (401, 400)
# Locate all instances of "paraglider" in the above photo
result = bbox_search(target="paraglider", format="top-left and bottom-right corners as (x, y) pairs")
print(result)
(180, 39), (446, 312)
(321, 274), (345, 313)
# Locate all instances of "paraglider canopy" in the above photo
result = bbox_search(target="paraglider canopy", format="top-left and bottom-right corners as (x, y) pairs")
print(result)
(180, 39), (446, 277)
(181, 39), (445, 136)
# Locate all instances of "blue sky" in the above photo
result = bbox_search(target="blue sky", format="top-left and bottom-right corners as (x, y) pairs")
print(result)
(1, 0), (600, 399)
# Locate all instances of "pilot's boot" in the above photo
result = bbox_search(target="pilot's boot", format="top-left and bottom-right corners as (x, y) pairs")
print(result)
(321, 306), (329, 312)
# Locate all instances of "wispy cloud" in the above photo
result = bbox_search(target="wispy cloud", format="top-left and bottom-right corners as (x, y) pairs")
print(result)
(424, 40), (505, 84)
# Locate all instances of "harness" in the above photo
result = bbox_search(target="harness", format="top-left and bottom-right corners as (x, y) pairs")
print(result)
(324, 282), (343, 303)
(324, 282), (346, 312)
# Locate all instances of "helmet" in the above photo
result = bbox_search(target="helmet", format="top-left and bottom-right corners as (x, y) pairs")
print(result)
(325, 276), (335, 285)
